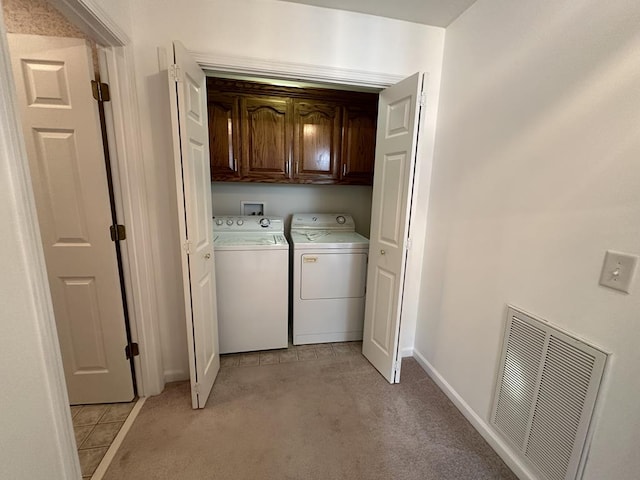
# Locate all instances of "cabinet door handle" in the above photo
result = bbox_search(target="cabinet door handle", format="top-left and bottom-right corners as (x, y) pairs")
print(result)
(343, 164), (347, 176)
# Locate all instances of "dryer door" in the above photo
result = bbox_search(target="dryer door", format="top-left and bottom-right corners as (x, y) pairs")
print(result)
(300, 252), (367, 299)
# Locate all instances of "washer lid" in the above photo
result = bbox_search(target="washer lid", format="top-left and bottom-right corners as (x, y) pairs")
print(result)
(290, 213), (356, 232)
(291, 231), (369, 249)
(214, 233), (289, 249)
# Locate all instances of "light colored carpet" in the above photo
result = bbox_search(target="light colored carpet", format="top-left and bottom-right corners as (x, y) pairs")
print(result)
(104, 353), (517, 480)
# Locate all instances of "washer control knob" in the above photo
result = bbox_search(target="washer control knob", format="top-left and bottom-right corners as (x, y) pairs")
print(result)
(226, 219), (234, 226)
(259, 217), (271, 228)
(336, 215), (346, 224)
(237, 219), (244, 226)
(215, 218), (223, 226)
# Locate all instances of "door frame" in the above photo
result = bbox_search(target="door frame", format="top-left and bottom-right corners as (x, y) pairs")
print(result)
(46, 0), (165, 398)
(197, 51), (434, 360)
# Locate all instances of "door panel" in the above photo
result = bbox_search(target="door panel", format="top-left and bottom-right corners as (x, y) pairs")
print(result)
(21, 58), (70, 106)
(199, 272), (215, 362)
(378, 153), (406, 246)
(170, 41), (220, 409)
(8, 34), (134, 404)
(362, 72), (423, 384)
(62, 277), (108, 372)
(370, 268), (394, 353)
(386, 96), (413, 137)
(189, 139), (209, 249)
(33, 129), (89, 242)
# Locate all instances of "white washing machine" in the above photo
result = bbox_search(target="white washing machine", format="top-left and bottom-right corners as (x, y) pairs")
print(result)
(213, 216), (289, 354)
(291, 213), (369, 345)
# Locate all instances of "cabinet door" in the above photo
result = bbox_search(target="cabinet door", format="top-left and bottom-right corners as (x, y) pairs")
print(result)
(207, 93), (241, 180)
(293, 100), (341, 183)
(341, 105), (378, 184)
(241, 96), (292, 180)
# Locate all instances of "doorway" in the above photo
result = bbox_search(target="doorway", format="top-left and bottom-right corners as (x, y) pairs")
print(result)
(173, 41), (426, 406)
(5, 2), (135, 405)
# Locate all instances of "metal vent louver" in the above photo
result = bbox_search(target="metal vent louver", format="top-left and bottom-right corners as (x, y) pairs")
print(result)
(491, 307), (607, 480)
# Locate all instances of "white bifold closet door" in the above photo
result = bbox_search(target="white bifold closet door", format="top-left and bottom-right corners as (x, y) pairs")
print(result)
(362, 72), (424, 384)
(169, 41), (220, 409)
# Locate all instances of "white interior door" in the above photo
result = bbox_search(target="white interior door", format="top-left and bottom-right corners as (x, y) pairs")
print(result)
(362, 72), (423, 384)
(7, 34), (134, 404)
(169, 41), (220, 409)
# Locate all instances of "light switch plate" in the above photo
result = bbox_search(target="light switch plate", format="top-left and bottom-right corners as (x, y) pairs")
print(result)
(599, 250), (638, 293)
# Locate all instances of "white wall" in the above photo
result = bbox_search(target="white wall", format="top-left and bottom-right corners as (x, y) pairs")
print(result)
(0, 12), (80, 478)
(130, 0), (445, 380)
(212, 183), (373, 236)
(0, 127), (77, 480)
(416, 0), (640, 478)
(82, 0), (132, 39)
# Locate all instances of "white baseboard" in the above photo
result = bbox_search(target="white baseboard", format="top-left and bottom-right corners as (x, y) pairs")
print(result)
(400, 346), (414, 358)
(411, 349), (535, 480)
(163, 369), (189, 383)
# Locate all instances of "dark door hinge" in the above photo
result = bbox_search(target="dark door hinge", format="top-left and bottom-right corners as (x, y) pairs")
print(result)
(125, 342), (139, 359)
(91, 80), (111, 102)
(110, 224), (126, 241)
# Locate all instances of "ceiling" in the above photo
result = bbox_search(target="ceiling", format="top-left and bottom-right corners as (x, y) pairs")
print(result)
(277, 0), (478, 27)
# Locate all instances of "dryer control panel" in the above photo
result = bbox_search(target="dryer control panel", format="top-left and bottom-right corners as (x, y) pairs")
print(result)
(291, 213), (355, 232)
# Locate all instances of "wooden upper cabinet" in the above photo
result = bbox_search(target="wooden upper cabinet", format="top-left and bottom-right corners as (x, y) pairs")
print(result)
(206, 77), (378, 185)
(241, 96), (292, 181)
(293, 100), (341, 183)
(207, 92), (240, 180)
(341, 104), (377, 184)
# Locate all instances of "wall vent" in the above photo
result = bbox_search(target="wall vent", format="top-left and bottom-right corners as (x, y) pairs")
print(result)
(491, 307), (607, 480)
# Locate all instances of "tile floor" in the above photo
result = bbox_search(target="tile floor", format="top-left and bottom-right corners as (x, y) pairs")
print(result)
(71, 401), (136, 479)
(220, 341), (363, 367)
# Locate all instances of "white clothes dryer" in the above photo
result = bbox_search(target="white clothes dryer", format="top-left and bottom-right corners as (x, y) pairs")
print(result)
(290, 213), (369, 345)
(213, 216), (289, 354)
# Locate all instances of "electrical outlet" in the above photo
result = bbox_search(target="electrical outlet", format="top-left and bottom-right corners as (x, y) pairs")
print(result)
(599, 250), (638, 293)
